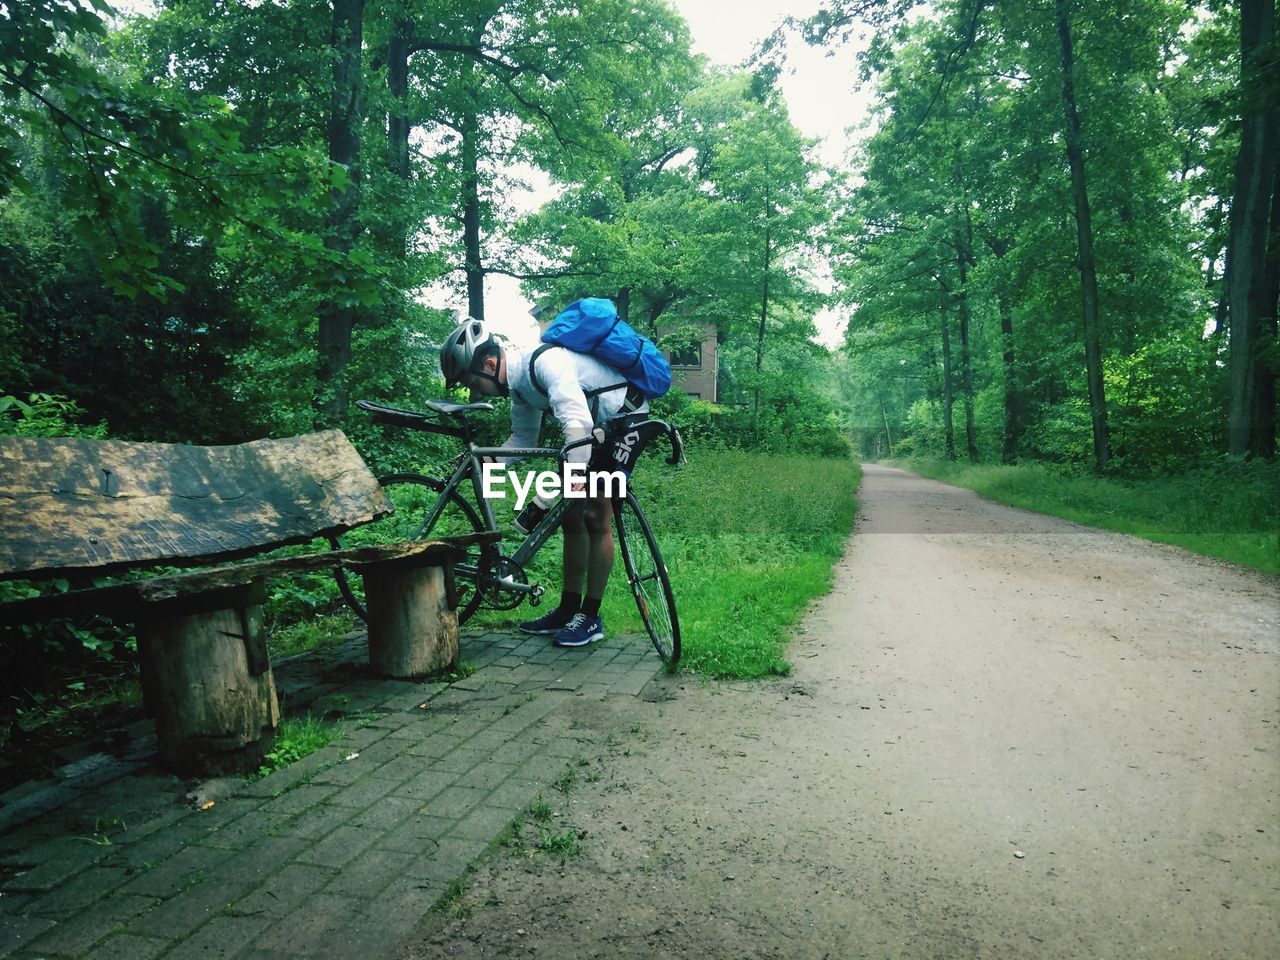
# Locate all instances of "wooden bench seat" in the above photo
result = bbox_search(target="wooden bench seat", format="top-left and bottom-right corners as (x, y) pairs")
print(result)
(0, 431), (489, 776)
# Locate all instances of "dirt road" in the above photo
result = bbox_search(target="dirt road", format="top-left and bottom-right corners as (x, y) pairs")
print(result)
(404, 464), (1279, 959)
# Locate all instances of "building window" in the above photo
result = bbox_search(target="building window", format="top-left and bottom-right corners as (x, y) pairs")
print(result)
(686, 392), (701, 400)
(670, 341), (701, 368)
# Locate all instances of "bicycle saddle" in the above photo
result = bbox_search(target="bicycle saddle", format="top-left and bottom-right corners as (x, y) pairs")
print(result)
(424, 399), (495, 416)
(356, 399), (494, 422)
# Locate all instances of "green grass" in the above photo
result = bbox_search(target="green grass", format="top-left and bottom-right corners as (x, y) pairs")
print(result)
(604, 449), (861, 678)
(267, 609), (358, 658)
(255, 713), (343, 779)
(896, 458), (1280, 575)
(468, 447), (860, 679)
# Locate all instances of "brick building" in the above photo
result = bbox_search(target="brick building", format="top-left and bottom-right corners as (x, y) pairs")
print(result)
(658, 320), (717, 402)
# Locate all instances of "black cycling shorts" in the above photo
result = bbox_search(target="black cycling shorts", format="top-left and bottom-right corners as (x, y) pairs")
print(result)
(588, 413), (662, 477)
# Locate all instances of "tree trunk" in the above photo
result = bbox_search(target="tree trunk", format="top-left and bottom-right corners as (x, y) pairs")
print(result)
(315, 0), (364, 430)
(1256, 148), (1280, 457)
(754, 227), (771, 418)
(940, 304), (956, 461)
(1227, 0), (1279, 458)
(365, 563), (458, 678)
(998, 291), (1020, 464)
(461, 103), (484, 322)
(387, 20), (411, 181)
(754, 151), (773, 419)
(616, 287), (631, 324)
(137, 591), (280, 777)
(956, 222), (978, 462)
(381, 19), (413, 264)
(1056, 0), (1111, 471)
(1214, 246), (1232, 338)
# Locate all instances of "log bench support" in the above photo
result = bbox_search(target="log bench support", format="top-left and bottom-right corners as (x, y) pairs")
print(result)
(136, 581), (280, 776)
(362, 555), (460, 679)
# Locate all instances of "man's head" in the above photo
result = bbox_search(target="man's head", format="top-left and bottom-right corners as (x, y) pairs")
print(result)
(440, 318), (508, 398)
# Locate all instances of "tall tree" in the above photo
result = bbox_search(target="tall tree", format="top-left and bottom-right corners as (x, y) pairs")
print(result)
(316, 0), (365, 428)
(699, 78), (830, 415)
(1226, 0), (1279, 458)
(1054, 0), (1111, 471)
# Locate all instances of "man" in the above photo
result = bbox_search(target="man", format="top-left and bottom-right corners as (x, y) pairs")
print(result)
(439, 317), (650, 647)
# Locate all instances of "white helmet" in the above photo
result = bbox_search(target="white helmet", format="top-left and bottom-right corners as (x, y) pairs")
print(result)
(439, 318), (500, 389)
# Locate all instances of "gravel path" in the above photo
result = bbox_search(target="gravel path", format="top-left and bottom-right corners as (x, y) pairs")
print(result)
(403, 463), (1280, 959)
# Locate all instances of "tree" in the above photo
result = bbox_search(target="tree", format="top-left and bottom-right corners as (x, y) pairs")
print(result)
(316, 0), (366, 428)
(1053, 0), (1111, 471)
(699, 80), (830, 414)
(1226, 0), (1279, 458)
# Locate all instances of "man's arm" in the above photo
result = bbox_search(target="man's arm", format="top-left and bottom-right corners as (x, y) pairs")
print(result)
(535, 348), (594, 464)
(498, 393), (543, 466)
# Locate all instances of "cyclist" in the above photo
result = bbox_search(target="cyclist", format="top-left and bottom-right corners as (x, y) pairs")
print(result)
(440, 317), (653, 648)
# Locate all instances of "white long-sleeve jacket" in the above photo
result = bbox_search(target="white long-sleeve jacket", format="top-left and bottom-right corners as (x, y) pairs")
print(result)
(501, 342), (648, 464)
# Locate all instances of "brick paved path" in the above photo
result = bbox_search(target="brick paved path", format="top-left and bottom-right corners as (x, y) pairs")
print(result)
(0, 630), (667, 960)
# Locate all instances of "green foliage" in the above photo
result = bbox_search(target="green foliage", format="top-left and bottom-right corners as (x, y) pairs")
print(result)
(538, 827), (581, 859)
(900, 457), (1280, 574)
(0, 393), (107, 438)
(650, 354), (853, 458)
(827, 0), (1249, 471)
(267, 608), (357, 660)
(601, 448), (861, 678)
(255, 714), (343, 779)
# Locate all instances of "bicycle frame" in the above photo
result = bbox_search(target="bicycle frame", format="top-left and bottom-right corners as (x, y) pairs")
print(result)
(420, 442), (587, 602)
(356, 396), (682, 606)
(425, 414), (683, 600)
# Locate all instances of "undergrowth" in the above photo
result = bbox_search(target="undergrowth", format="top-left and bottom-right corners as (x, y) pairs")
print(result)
(895, 458), (1279, 575)
(254, 714), (343, 779)
(610, 449), (859, 678)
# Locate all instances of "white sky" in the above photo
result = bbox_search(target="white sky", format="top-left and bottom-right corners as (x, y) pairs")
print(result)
(443, 0), (872, 348)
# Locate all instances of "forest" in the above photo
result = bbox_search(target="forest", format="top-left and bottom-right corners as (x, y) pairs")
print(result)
(1, 0), (1276, 472)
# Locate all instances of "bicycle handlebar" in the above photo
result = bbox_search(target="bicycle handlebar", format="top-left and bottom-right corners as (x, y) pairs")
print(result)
(358, 399), (683, 467)
(558, 419), (684, 467)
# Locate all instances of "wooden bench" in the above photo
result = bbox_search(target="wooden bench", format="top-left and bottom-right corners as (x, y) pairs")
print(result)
(0, 430), (489, 776)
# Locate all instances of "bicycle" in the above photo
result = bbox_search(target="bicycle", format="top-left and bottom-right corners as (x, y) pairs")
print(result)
(332, 398), (684, 669)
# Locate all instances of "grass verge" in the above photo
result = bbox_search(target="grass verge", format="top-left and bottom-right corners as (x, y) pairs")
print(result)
(604, 449), (861, 678)
(895, 459), (1279, 575)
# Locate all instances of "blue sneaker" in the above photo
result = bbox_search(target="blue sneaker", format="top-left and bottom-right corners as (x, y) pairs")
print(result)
(518, 607), (577, 635)
(553, 613), (605, 648)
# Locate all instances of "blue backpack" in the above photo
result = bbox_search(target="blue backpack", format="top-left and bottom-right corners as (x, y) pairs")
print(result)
(528, 298), (672, 403)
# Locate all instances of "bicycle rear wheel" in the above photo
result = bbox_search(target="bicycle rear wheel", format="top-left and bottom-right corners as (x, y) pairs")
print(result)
(332, 473), (490, 625)
(613, 491), (680, 669)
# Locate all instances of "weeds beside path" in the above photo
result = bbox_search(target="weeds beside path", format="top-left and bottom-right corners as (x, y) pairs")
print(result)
(891, 458), (1280, 574)
(616, 451), (861, 678)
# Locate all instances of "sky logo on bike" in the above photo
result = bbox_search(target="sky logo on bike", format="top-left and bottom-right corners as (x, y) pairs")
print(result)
(480, 462), (626, 510)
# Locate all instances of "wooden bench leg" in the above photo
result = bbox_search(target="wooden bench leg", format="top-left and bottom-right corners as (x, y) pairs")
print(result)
(363, 563), (458, 679)
(136, 584), (280, 776)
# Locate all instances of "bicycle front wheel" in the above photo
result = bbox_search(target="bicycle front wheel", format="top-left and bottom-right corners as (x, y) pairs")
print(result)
(332, 473), (490, 625)
(614, 491), (680, 669)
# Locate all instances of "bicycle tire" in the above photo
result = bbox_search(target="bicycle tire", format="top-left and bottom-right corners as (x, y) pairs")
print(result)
(613, 491), (680, 669)
(331, 473), (491, 625)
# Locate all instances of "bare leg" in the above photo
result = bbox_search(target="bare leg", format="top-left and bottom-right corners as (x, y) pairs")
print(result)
(561, 503), (589, 597)
(583, 495), (615, 601)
